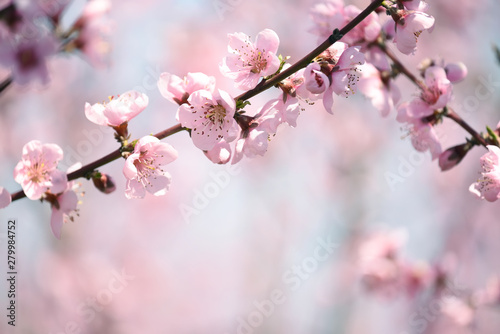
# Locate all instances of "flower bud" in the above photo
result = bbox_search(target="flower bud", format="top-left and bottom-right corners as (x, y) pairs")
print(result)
(444, 62), (467, 83)
(439, 143), (471, 171)
(92, 173), (116, 194)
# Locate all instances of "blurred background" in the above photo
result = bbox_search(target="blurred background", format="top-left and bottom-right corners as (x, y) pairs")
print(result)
(1, 0), (500, 333)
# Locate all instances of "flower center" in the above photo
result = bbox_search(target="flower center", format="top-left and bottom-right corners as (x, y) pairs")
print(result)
(206, 104), (227, 127)
(250, 52), (267, 74)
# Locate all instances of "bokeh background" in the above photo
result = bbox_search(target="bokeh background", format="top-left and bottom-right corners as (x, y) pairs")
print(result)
(1, 0), (500, 333)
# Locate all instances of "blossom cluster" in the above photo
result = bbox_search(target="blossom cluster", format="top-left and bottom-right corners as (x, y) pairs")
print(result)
(358, 229), (500, 328)
(0, 0), (112, 86)
(1, 0), (500, 240)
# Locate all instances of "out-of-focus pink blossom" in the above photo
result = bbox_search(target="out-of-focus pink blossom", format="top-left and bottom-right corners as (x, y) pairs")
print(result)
(85, 90), (149, 127)
(469, 145), (500, 202)
(178, 89), (239, 151)
(158, 72), (215, 106)
(441, 296), (475, 327)
(0, 33), (58, 85)
(0, 0), (12, 10)
(0, 187), (11, 209)
(14, 140), (67, 200)
(358, 63), (401, 117)
(473, 276), (500, 306)
(392, 6), (435, 55)
(342, 5), (381, 44)
(309, 0), (346, 42)
(123, 136), (178, 199)
(220, 29), (280, 90)
(73, 0), (112, 67)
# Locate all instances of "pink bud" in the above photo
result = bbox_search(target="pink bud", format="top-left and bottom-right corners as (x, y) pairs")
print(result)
(439, 143), (470, 171)
(92, 173), (116, 194)
(445, 62), (467, 83)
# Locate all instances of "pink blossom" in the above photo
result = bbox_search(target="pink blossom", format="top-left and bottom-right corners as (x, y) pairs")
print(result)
(0, 33), (58, 85)
(342, 5), (381, 45)
(123, 136), (178, 199)
(232, 130), (269, 165)
(14, 140), (67, 200)
(304, 43), (364, 113)
(204, 139), (232, 164)
(48, 162), (81, 240)
(309, 0), (347, 42)
(405, 66), (452, 118)
(397, 102), (442, 160)
(49, 189), (78, 239)
(358, 63), (401, 117)
(392, 7), (435, 55)
(178, 89), (239, 151)
(220, 29), (280, 90)
(469, 145), (500, 202)
(158, 72), (215, 106)
(0, 187), (11, 209)
(255, 97), (300, 135)
(73, 0), (112, 68)
(441, 296), (475, 327)
(85, 90), (149, 127)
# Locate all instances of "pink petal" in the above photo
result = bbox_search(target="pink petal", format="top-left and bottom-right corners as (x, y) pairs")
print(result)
(85, 102), (108, 126)
(125, 179), (146, 199)
(254, 29), (280, 54)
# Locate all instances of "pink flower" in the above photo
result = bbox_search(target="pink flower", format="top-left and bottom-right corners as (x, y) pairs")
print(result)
(304, 43), (364, 113)
(405, 66), (452, 118)
(178, 89), (239, 151)
(14, 140), (67, 200)
(123, 136), (178, 199)
(0, 187), (11, 209)
(441, 296), (475, 327)
(232, 130), (269, 165)
(45, 163), (82, 239)
(85, 90), (149, 127)
(397, 102), (442, 160)
(158, 72), (215, 106)
(220, 29), (280, 90)
(469, 145), (500, 202)
(50, 188), (78, 239)
(257, 97), (300, 134)
(309, 0), (347, 42)
(342, 5), (381, 45)
(392, 6), (435, 55)
(73, 0), (112, 67)
(358, 63), (401, 117)
(0, 33), (58, 85)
